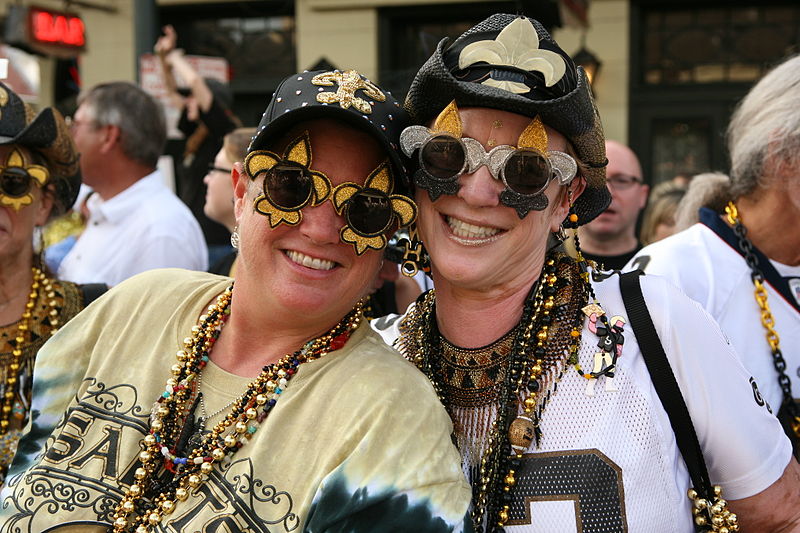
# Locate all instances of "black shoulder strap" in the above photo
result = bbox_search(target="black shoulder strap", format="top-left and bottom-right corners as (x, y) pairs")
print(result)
(619, 269), (713, 497)
(79, 283), (109, 308)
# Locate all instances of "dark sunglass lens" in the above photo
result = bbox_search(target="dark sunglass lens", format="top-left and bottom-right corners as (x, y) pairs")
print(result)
(346, 190), (392, 236)
(420, 136), (465, 180)
(0, 168), (32, 197)
(503, 151), (551, 195)
(266, 164), (312, 209)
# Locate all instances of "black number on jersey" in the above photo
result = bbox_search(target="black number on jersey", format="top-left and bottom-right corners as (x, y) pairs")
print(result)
(506, 449), (627, 532)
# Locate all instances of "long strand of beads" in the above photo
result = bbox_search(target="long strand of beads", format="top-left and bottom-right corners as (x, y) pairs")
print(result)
(494, 256), (586, 532)
(112, 286), (364, 533)
(1, 267), (52, 433)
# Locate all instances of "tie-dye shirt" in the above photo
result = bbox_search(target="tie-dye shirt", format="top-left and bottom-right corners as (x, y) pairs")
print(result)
(0, 269), (472, 533)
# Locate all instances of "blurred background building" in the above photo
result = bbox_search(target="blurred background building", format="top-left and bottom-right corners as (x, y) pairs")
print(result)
(1, 0), (798, 187)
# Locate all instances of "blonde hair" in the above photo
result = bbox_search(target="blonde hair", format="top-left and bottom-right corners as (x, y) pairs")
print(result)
(639, 181), (687, 245)
(223, 127), (257, 165)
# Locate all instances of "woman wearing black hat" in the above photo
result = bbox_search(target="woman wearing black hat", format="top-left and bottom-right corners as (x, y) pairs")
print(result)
(375, 14), (800, 532)
(0, 82), (102, 485)
(0, 71), (470, 532)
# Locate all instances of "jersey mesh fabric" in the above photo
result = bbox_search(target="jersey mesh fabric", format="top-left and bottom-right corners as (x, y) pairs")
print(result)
(372, 270), (792, 533)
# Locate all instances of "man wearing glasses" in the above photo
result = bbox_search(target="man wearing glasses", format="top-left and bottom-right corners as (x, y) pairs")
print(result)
(59, 82), (208, 286)
(578, 140), (649, 270)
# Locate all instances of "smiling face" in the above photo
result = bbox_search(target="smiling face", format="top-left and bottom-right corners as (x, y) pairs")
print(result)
(416, 107), (582, 293)
(232, 119), (386, 327)
(0, 145), (54, 266)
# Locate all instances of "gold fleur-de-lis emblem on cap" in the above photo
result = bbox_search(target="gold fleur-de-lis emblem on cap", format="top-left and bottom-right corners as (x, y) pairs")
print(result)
(311, 70), (385, 114)
(458, 17), (567, 94)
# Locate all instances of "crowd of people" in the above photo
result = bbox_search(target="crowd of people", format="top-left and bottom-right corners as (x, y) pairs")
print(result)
(0, 14), (797, 533)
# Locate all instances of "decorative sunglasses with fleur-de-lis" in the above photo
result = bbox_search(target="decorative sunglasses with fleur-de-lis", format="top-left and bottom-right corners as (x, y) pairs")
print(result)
(244, 132), (417, 255)
(0, 148), (49, 211)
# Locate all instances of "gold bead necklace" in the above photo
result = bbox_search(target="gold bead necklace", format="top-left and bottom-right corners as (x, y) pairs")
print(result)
(1, 267), (58, 433)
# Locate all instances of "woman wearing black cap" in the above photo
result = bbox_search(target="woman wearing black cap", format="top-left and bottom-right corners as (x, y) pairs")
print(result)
(0, 82), (103, 485)
(375, 14), (800, 532)
(0, 71), (470, 532)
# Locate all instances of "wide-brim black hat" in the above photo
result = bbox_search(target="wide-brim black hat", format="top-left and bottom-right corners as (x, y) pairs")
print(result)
(249, 69), (411, 197)
(405, 14), (610, 226)
(0, 82), (81, 215)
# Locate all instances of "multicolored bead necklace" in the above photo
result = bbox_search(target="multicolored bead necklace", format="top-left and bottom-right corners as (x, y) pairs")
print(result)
(1, 267), (58, 433)
(111, 285), (364, 532)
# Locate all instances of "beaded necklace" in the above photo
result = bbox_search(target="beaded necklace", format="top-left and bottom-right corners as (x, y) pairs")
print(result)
(725, 201), (800, 440)
(399, 252), (587, 532)
(112, 286), (364, 532)
(1, 267), (58, 434)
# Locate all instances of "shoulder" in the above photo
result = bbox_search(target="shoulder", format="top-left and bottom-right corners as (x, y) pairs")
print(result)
(324, 323), (443, 411)
(344, 324), (432, 387)
(631, 224), (713, 270)
(98, 269), (228, 309)
(132, 182), (200, 228)
(592, 270), (712, 334)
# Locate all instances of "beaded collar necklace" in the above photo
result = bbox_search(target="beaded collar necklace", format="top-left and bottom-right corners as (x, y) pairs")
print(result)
(725, 201), (800, 439)
(112, 285), (364, 532)
(1, 267), (58, 434)
(399, 252), (588, 532)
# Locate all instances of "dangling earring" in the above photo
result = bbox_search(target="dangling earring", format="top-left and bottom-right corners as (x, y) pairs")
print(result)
(399, 225), (430, 278)
(33, 225), (46, 271)
(565, 187), (579, 228)
(553, 188), (578, 245)
(230, 225), (240, 250)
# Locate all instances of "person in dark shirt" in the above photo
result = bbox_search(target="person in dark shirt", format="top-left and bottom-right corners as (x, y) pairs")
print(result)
(156, 25), (240, 266)
(577, 140), (649, 270)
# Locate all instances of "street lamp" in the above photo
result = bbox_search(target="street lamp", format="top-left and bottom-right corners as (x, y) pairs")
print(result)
(572, 34), (602, 85)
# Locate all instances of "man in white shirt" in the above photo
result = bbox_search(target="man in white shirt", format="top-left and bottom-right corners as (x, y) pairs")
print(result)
(59, 81), (207, 286)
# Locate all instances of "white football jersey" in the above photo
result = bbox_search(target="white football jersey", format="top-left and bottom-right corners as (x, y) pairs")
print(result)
(631, 219), (800, 412)
(372, 272), (792, 532)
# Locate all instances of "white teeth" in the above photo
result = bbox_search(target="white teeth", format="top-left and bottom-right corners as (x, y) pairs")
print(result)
(447, 216), (500, 239)
(286, 250), (336, 271)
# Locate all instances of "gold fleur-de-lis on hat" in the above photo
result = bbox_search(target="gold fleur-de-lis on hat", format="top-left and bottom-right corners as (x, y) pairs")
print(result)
(458, 17), (567, 94)
(247, 132), (331, 227)
(311, 70), (386, 115)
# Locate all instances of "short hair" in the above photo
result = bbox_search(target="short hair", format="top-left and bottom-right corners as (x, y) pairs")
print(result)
(727, 54), (800, 198)
(79, 81), (166, 168)
(222, 127), (256, 165)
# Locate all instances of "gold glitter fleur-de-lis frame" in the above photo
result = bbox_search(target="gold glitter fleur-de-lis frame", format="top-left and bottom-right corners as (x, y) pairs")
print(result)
(246, 132), (331, 227)
(332, 162), (417, 255)
(0, 148), (49, 211)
